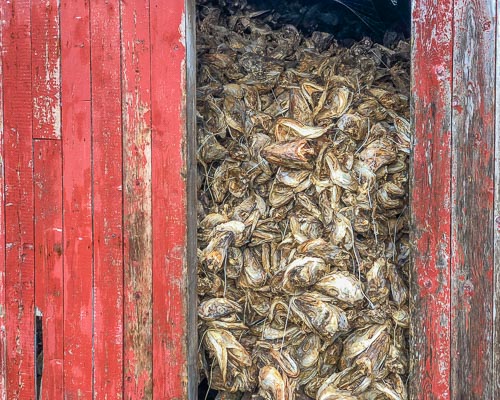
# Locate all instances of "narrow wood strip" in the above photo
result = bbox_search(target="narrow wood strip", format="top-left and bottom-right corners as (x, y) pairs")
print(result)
(90, 0), (124, 398)
(2, 0), (36, 397)
(121, 0), (154, 397)
(185, 0), (198, 398)
(60, 0), (93, 397)
(31, 1), (63, 396)
(451, 0), (496, 397)
(410, 0), (453, 398)
(31, 0), (61, 140)
(494, 0), (500, 393)
(34, 140), (64, 399)
(0, 2), (6, 396)
(150, 1), (190, 397)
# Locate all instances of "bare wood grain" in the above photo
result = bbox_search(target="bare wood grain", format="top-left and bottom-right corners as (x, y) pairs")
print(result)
(185, 0), (198, 398)
(494, 0), (500, 393)
(31, 0), (61, 140)
(121, 0), (154, 397)
(451, 0), (496, 398)
(492, 1), (500, 399)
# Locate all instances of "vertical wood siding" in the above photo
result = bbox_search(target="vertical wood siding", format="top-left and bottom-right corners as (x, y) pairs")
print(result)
(495, 1), (500, 395)
(451, 1), (496, 398)
(0, 0), (194, 398)
(5, 0), (500, 398)
(412, 0), (499, 398)
(0, 3), (6, 397)
(91, 0), (124, 398)
(411, 0), (453, 397)
(31, 1), (63, 396)
(150, 1), (191, 397)
(61, 0), (93, 397)
(3, 1), (36, 398)
(121, 0), (153, 397)
(34, 141), (64, 398)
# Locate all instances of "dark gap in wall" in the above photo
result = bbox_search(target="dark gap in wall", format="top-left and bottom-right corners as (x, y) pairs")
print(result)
(35, 308), (43, 399)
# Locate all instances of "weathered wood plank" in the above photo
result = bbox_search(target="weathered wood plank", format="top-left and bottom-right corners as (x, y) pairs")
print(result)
(451, 0), (496, 398)
(31, 0), (61, 140)
(120, 0), (154, 397)
(2, 0), (36, 397)
(185, 0), (198, 399)
(151, 0), (196, 399)
(410, 0), (453, 399)
(61, 0), (93, 397)
(0, 3), (6, 396)
(494, 0), (500, 393)
(90, 1), (124, 398)
(150, 1), (192, 397)
(34, 140), (64, 399)
(31, 2), (63, 396)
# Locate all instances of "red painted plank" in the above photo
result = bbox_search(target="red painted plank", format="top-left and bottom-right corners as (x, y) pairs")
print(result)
(31, 0), (61, 140)
(0, 2), (6, 396)
(34, 140), (63, 399)
(60, 1), (93, 398)
(1, 0), (36, 398)
(495, 1), (500, 393)
(120, 0), (154, 397)
(31, 1), (63, 396)
(90, 1), (124, 398)
(150, 1), (191, 397)
(450, 0), (496, 398)
(410, 0), (453, 398)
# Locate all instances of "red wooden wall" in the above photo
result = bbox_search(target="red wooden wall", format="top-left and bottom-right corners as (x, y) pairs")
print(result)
(0, 0), (196, 398)
(1, 0), (500, 398)
(411, 0), (500, 398)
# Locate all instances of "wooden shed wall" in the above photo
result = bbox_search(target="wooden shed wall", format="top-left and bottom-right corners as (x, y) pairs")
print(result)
(0, 0), (499, 399)
(0, 0), (196, 398)
(411, 0), (500, 398)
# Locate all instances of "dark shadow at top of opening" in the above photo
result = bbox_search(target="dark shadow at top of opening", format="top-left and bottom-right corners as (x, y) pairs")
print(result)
(219, 0), (410, 44)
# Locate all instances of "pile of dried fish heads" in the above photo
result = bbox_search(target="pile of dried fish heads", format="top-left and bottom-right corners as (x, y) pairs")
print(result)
(197, 3), (410, 399)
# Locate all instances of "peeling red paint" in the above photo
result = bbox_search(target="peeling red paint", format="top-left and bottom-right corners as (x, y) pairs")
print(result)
(150, 3), (190, 396)
(453, 103), (464, 114)
(2, 0), (36, 397)
(411, 0), (453, 397)
(91, 0), (124, 397)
